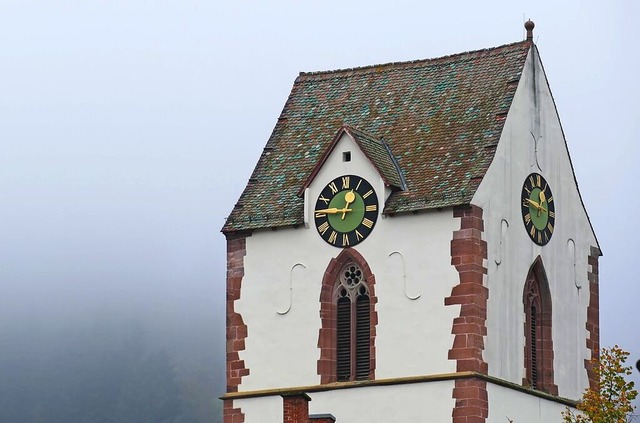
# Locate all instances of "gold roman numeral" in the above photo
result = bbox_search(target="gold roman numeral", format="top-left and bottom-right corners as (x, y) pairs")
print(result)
(362, 189), (373, 199)
(355, 230), (364, 241)
(365, 204), (377, 212)
(362, 218), (373, 229)
(537, 231), (542, 244)
(341, 176), (350, 189)
(328, 182), (338, 194)
(319, 195), (330, 205)
(547, 196), (553, 203)
(342, 233), (350, 246)
(355, 179), (362, 190)
(318, 221), (329, 235)
(530, 226), (536, 238)
(328, 231), (337, 244)
(315, 212), (326, 218)
(536, 174), (541, 187)
(549, 211), (555, 218)
(524, 213), (531, 224)
(529, 175), (535, 187)
(547, 222), (554, 233)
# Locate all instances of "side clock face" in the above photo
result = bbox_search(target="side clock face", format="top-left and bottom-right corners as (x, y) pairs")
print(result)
(521, 173), (555, 246)
(314, 175), (379, 248)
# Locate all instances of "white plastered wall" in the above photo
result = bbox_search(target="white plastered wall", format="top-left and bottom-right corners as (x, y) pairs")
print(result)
(487, 384), (569, 422)
(235, 380), (456, 423)
(236, 133), (461, 391)
(472, 47), (598, 400)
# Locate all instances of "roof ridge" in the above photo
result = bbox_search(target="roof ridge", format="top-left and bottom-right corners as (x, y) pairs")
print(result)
(298, 40), (530, 79)
(343, 125), (382, 143)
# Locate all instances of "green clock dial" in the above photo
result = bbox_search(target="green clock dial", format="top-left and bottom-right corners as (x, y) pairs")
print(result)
(314, 175), (378, 248)
(521, 173), (555, 246)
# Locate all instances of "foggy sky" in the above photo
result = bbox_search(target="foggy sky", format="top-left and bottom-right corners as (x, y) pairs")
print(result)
(1, 0), (638, 410)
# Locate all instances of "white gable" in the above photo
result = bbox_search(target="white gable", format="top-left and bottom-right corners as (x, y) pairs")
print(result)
(304, 132), (391, 227)
(472, 46), (597, 399)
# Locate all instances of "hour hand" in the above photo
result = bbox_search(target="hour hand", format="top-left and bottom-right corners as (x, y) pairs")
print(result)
(315, 207), (352, 214)
(342, 190), (355, 220)
(538, 190), (546, 205)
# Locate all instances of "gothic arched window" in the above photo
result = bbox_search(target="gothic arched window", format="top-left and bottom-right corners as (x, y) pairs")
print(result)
(318, 249), (377, 384)
(523, 257), (558, 395)
(336, 263), (370, 381)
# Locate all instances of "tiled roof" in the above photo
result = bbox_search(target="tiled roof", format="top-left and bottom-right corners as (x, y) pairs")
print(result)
(223, 41), (532, 233)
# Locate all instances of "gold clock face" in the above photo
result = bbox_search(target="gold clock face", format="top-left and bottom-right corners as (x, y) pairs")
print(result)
(521, 173), (555, 246)
(314, 175), (378, 248)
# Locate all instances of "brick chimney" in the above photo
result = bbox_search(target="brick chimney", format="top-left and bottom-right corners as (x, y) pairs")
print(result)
(282, 393), (311, 423)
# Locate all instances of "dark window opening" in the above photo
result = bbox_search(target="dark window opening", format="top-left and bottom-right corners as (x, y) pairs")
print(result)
(343, 151), (351, 162)
(523, 257), (557, 395)
(530, 304), (538, 389)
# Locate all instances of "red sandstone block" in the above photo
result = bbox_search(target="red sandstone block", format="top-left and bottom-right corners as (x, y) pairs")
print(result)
(463, 317), (485, 327)
(456, 255), (485, 266)
(228, 314), (245, 326)
(449, 347), (483, 360)
(461, 304), (487, 318)
(453, 405), (484, 417)
(451, 283), (486, 296)
(232, 339), (245, 351)
(452, 335), (467, 348)
(453, 228), (483, 240)
(229, 360), (244, 370)
(228, 276), (243, 290)
(456, 358), (485, 372)
(460, 216), (484, 231)
(465, 398), (488, 409)
(454, 263), (487, 274)
(453, 386), (480, 398)
(227, 326), (237, 339)
(234, 325), (247, 339)
(459, 379), (486, 388)
(457, 271), (485, 285)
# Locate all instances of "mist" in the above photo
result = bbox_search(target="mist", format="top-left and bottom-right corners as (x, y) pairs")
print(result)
(0, 112), (228, 420)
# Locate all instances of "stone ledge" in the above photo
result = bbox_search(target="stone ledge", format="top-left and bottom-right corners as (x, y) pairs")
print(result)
(220, 371), (579, 407)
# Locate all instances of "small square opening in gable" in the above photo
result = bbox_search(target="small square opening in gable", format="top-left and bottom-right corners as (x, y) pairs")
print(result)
(343, 151), (351, 162)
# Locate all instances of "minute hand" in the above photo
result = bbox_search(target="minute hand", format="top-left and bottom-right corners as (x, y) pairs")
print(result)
(315, 207), (352, 214)
(526, 198), (547, 213)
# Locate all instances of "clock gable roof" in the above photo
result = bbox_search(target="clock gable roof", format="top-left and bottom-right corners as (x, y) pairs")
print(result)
(300, 125), (407, 195)
(223, 40), (532, 234)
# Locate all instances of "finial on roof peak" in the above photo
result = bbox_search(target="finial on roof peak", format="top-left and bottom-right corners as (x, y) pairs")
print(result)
(525, 19), (535, 41)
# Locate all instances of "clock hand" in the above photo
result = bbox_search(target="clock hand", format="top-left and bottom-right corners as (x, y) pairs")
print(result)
(342, 190), (355, 220)
(525, 198), (547, 214)
(526, 198), (541, 208)
(537, 191), (547, 217)
(316, 207), (353, 214)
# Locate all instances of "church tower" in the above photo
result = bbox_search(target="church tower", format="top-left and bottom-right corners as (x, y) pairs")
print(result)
(221, 21), (600, 422)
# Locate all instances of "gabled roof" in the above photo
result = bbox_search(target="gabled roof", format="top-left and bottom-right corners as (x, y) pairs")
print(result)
(300, 125), (407, 195)
(223, 40), (532, 234)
